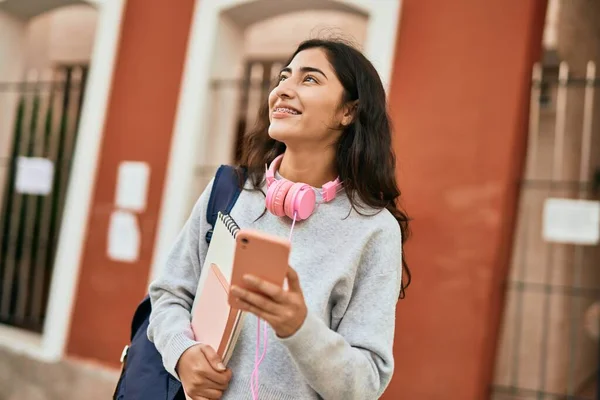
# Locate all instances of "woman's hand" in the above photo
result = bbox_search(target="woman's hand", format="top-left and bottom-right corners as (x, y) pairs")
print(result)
(230, 266), (307, 338)
(176, 344), (232, 399)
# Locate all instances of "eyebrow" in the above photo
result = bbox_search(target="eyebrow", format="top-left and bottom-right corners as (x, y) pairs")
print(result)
(280, 66), (328, 80)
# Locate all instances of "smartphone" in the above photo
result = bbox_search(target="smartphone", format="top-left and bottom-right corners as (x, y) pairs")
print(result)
(228, 229), (290, 307)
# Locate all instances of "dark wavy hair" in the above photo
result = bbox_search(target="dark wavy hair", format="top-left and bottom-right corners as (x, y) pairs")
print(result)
(237, 38), (411, 299)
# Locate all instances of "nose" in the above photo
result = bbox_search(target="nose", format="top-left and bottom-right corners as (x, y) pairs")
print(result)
(273, 78), (296, 99)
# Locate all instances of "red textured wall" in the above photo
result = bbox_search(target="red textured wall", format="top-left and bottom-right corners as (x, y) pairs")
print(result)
(383, 0), (547, 398)
(66, 0), (196, 366)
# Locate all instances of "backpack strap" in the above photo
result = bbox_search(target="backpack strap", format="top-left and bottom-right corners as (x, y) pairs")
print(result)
(205, 165), (246, 244)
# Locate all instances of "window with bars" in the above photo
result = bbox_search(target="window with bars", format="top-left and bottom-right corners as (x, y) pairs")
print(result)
(0, 64), (88, 332)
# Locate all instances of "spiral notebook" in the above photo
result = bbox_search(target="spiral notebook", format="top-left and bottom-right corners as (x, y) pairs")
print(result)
(190, 212), (246, 365)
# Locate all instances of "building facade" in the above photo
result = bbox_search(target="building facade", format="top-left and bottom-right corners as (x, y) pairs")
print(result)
(0, 0), (555, 399)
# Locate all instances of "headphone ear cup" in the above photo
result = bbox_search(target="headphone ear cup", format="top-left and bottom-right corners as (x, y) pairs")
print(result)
(266, 179), (293, 217)
(284, 183), (303, 219)
(285, 183), (316, 220)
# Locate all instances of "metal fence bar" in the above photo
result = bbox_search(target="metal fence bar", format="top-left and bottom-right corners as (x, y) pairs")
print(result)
(580, 62), (596, 184)
(48, 67), (81, 268)
(29, 71), (66, 324)
(0, 81), (85, 91)
(567, 61), (597, 397)
(0, 72), (37, 320)
(493, 384), (593, 400)
(30, 67), (83, 331)
(0, 99), (23, 319)
(553, 62), (569, 182)
(509, 280), (600, 297)
(538, 61), (569, 400)
(14, 71), (53, 324)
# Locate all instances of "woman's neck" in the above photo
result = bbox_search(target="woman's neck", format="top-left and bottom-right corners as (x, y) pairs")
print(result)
(278, 147), (337, 188)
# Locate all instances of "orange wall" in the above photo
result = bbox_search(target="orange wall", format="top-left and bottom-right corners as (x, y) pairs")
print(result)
(384, 1), (547, 399)
(66, 0), (196, 365)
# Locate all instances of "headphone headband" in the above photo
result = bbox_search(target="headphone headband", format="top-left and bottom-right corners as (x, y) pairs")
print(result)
(266, 154), (342, 202)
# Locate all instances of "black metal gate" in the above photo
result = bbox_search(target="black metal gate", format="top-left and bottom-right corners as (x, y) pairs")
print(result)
(0, 65), (87, 332)
(492, 61), (600, 400)
(232, 58), (285, 162)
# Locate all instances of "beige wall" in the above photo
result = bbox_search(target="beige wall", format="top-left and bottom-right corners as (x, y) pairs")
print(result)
(23, 11), (52, 71)
(0, 11), (26, 214)
(48, 5), (98, 65)
(244, 10), (368, 60)
(24, 4), (98, 70)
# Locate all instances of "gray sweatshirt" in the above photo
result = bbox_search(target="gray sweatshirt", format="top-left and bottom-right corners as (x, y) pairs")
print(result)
(147, 177), (402, 399)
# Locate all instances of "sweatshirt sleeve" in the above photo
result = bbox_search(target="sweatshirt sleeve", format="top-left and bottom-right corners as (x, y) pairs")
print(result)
(278, 222), (402, 400)
(146, 179), (214, 380)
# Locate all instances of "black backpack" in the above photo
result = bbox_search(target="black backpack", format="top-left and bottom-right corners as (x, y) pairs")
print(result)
(113, 165), (245, 400)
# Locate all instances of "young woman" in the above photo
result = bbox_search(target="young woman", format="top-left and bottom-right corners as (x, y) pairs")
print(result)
(148, 38), (411, 400)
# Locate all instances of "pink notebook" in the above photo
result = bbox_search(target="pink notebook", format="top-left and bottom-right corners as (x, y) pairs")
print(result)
(190, 263), (238, 358)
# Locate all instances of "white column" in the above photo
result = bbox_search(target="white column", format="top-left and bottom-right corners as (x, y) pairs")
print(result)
(41, 0), (126, 361)
(203, 15), (244, 177)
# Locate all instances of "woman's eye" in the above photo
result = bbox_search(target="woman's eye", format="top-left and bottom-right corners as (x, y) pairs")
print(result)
(276, 75), (317, 84)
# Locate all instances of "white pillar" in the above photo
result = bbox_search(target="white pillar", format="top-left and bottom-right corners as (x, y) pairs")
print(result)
(202, 15), (244, 179)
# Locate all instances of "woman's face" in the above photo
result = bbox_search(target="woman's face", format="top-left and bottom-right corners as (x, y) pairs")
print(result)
(267, 48), (350, 148)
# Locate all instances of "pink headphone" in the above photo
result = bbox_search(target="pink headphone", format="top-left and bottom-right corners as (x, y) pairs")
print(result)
(265, 154), (342, 221)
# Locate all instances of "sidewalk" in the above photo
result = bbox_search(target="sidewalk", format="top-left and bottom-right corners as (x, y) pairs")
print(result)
(0, 345), (119, 400)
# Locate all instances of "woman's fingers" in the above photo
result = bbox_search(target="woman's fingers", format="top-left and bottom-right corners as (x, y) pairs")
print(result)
(241, 274), (286, 302)
(285, 267), (302, 293)
(234, 297), (278, 323)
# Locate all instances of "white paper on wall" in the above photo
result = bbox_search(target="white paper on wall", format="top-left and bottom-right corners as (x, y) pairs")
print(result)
(107, 210), (141, 262)
(15, 157), (54, 195)
(542, 198), (600, 245)
(115, 161), (150, 212)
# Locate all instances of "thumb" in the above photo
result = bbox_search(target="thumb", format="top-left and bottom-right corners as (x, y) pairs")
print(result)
(199, 345), (226, 372)
(286, 266), (302, 293)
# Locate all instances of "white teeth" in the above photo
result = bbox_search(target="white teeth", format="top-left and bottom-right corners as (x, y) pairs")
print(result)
(275, 107), (299, 115)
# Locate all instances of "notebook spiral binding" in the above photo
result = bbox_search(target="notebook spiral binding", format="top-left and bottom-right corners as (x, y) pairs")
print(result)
(217, 211), (240, 237)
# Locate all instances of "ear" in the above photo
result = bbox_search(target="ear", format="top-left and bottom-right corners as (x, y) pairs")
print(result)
(340, 100), (358, 127)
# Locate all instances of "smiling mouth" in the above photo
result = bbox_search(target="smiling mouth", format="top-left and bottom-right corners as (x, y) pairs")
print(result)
(273, 107), (301, 115)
